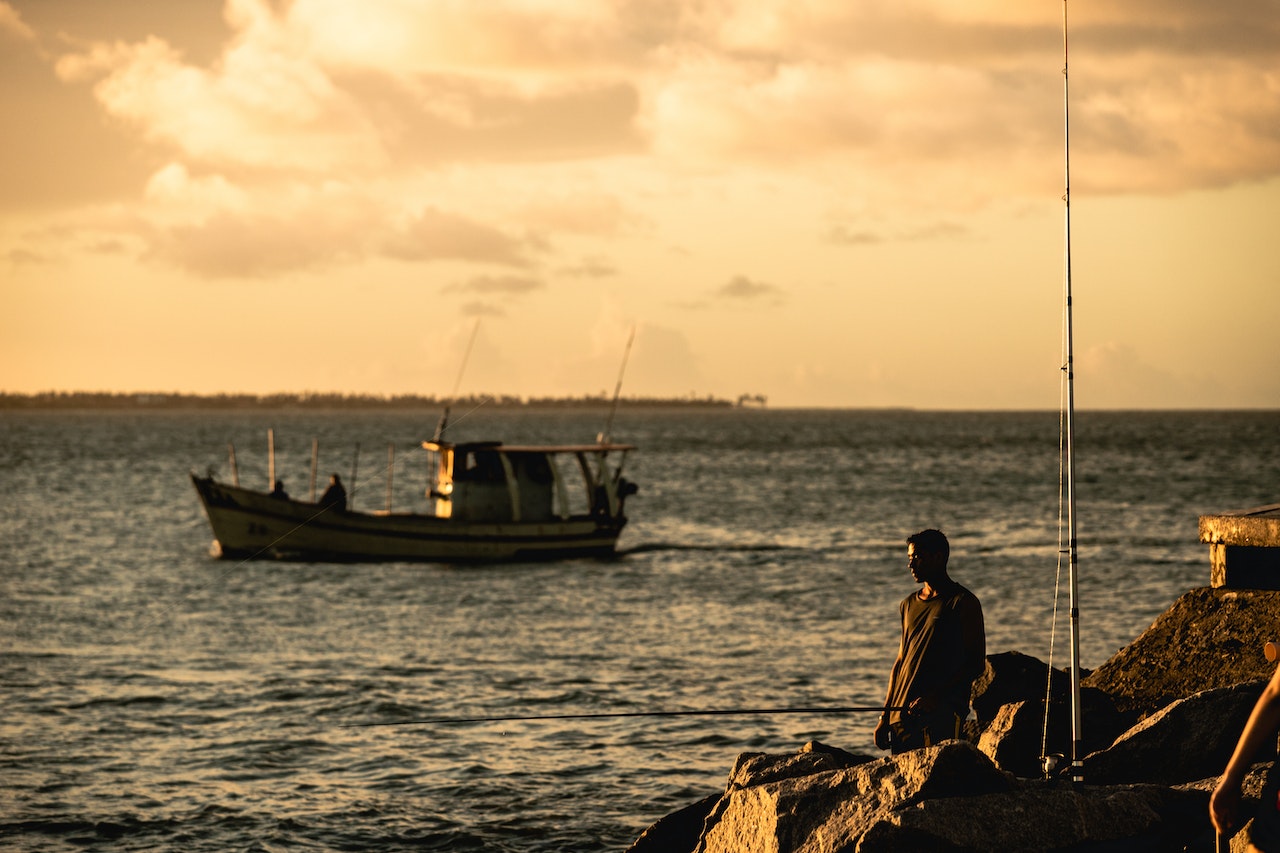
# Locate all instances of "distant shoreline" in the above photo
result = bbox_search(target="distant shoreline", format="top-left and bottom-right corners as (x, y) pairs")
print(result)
(0, 391), (757, 410)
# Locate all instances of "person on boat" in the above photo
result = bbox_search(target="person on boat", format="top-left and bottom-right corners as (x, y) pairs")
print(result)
(873, 528), (986, 755)
(269, 480), (289, 500)
(1210, 662), (1280, 849)
(319, 473), (347, 511)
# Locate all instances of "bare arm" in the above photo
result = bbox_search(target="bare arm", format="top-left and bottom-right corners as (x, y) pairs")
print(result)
(1210, 664), (1280, 837)
(875, 607), (908, 750)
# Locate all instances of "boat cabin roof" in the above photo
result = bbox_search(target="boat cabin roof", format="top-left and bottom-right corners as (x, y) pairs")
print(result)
(422, 440), (635, 454)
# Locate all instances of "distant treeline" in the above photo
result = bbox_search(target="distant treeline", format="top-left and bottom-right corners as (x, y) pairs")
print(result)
(0, 391), (749, 410)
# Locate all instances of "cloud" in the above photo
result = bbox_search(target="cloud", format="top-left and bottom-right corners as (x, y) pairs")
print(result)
(517, 192), (639, 236)
(826, 220), (968, 247)
(14, 0), (1280, 286)
(6, 247), (48, 268)
(625, 322), (708, 397)
(56, 32), (384, 174)
(147, 211), (362, 278)
(1076, 340), (1222, 408)
(460, 300), (505, 318)
(559, 257), (617, 278)
(383, 207), (539, 267)
(0, 2), (35, 43)
(716, 275), (782, 302)
(449, 274), (544, 295)
(34, 0), (1280, 197)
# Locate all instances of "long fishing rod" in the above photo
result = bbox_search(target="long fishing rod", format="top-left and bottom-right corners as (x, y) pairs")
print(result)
(598, 325), (636, 446)
(342, 705), (905, 729)
(433, 319), (482, 441)
(1061, 0), (1084, 788)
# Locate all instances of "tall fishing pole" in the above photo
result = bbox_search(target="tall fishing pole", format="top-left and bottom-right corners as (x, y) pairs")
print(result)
(342, 705), (905, 729)
(1061, 0), (1085, 787)
(433, 319), (481, 442)
(599, 325), (636, 446)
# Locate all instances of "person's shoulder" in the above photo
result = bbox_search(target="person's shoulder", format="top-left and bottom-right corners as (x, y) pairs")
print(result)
(943, 581), (980, 606)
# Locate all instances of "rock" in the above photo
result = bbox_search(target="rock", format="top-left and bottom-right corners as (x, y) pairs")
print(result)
(694, 741), (1013, 853)
(1084, 588), (1280, 716)
(687, 740), (1214, 853)
(970, 651), (1073, 726)
(978, 690), (1128, 779)
(627, 794), (719, 853)
(1085, 681), (1266, 786)
(859, 782), (1208, 852)
(728, 741), (873, 790)
(978, 700), (1057, 779)
(633, 589), (1280, 852)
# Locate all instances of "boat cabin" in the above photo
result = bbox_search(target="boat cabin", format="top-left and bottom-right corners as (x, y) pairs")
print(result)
(423, 440), (636, 523)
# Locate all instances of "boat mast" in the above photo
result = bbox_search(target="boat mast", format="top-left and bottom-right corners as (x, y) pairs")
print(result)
(1062, 0), (1084, 787)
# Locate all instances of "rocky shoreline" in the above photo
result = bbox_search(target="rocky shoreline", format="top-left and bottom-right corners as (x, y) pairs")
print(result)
(629, 587), (1280, 852)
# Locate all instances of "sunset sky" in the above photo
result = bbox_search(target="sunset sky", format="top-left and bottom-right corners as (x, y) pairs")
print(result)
(3, 0), (1278, 409)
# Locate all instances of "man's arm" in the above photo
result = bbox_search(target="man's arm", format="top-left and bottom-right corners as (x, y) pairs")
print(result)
(960, 593), (986, 681)
(874, 603), (909, 750)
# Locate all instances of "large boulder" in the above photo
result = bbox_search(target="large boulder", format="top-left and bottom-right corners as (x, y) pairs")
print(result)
(858, 782), (1208, 852)
(626, 743), (875, 853)
(1084, 588), (1280, 715)
(656, 740), (1216, 853)
(978, 691), (1128, 779)
(694, 741), (1012, 853)
(970, 650), (1073, 726)
(627, 794), (719, 853)
(1085, 681), (1266, 785)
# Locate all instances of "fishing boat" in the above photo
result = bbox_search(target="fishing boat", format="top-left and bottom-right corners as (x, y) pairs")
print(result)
(191, 436), (638, 562)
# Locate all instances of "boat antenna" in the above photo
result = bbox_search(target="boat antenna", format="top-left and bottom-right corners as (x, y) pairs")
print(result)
(433, 319), (481, 442)
(1060, 0), (1085, 787)
(598, 325), (636, 445)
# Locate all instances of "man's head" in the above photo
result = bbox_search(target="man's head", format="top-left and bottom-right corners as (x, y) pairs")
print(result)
(906, 528), (950, 584)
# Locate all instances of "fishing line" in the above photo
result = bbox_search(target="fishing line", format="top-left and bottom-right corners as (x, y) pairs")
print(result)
(341, 705), (907, 729)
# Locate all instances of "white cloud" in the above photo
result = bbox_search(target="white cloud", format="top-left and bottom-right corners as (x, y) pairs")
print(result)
(0, 1), (36, 43)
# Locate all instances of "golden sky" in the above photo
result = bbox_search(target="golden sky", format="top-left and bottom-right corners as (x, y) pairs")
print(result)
(2, 0), (1278, 408)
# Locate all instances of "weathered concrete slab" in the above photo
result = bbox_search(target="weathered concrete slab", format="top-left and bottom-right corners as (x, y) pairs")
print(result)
(1200, 503), (1280, 547)
(1199, 504), (1280, 588)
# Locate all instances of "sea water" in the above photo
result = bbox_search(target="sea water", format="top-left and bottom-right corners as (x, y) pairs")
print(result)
(1, 407), (1276, 851)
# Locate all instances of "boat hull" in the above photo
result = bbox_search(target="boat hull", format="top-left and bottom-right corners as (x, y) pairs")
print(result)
(191, 475), (626, 562)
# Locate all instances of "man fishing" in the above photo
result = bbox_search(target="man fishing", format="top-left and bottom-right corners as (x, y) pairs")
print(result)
(873, 529), (986, 754)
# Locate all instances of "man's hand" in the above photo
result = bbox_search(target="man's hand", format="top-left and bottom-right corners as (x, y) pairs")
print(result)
(873, 717), (891, 751)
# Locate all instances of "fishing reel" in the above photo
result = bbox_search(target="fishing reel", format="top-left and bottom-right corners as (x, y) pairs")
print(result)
(1041, 753), (1065, 779)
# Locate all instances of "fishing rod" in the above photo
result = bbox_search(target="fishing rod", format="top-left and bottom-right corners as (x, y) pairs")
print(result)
(342, 705), (905, 729)
(598, 325), (636, 446)
(1061, 0), (1084, 789)
(433, 318), (482, 441)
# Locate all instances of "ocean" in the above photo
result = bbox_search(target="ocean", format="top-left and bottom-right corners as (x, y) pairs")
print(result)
(2, 407), (1277, 851)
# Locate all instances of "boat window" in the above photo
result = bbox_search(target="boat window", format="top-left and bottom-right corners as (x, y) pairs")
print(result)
(513, 452), (554, 485)
(550, 453), (593, 517)
(458, 449), (505, 482)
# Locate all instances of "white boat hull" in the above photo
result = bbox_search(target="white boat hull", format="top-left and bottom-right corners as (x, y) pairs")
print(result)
(191, 475), (626, 562)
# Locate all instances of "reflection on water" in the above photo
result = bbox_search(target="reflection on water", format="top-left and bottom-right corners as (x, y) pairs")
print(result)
(1, 408), (1276, 850)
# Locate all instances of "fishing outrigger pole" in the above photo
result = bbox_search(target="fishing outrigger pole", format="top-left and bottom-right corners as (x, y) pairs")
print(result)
(342, 705), (906, 729)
